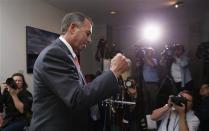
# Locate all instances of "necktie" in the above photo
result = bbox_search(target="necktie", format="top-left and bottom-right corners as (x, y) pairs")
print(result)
(74, 56), (80, 69)
(74, 56), (86, 84)
(74, 57), (100, 120)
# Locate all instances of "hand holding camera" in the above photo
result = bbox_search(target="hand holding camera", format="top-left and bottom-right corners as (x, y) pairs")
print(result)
(170, 95), (187, 107)
(172, 103), (186, 115)
(168, 95), (188, 113)
(4, 78), (18, 96)
(5, 78), (17, 90)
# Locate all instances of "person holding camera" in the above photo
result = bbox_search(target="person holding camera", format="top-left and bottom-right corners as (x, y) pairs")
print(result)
(151, 90), (199, 131)
(142, 47), (159, 114)
(0, 73), (33, 131)
(170, 44), (193, 92)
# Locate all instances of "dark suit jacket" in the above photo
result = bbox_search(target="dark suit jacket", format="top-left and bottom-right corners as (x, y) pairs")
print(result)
(29, 38), (119, 131)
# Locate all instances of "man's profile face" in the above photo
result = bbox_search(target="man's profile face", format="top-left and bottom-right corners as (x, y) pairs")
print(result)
(71, 18), (92, 53)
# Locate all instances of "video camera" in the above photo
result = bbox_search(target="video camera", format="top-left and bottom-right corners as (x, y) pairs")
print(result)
(5, 78), (17, 90)
(170, 96), (187, 106)
(135, 46), (145, 63)
(161, 44), (174, 57)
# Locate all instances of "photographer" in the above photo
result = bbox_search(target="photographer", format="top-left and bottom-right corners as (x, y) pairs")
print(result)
(156, 45), (176, 109)
(142, 47), (159, 114)
(0, 73), (32, 131)
(159, 45), (174, 80)
(151, 90), (199, 131)
(170, 44), (193, 92)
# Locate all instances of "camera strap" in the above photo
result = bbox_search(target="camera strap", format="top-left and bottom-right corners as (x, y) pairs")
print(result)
(166, 111), (171, 131)
(185, 102), (187, 114)
(166, 111), (179, 131)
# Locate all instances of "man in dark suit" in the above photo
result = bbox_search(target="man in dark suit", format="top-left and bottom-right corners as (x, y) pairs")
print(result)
(29, 12), (129, 131)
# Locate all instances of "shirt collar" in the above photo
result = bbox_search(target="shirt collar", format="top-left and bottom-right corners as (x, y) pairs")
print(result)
(59, 35), (77, 59)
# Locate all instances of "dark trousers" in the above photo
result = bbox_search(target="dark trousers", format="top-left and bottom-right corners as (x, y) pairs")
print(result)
(142, 82), (159, 114)
(88, 117), (103, 131)
(2, 120), (27, 131)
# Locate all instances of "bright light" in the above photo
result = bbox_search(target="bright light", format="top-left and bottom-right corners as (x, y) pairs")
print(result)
(141, 23), (162, 43)
(110, 11), (117, 15)
(175, 4), (179, 8)
(174, 1), (183, 8)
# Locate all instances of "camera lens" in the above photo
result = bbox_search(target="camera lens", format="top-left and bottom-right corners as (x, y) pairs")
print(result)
(5, 78), (17, 90)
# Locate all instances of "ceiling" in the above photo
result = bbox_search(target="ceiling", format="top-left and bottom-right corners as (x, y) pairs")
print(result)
(43, 0), (209, 25)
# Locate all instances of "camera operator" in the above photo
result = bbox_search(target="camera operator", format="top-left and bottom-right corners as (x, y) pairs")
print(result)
(170, 44), (193, 92)
(159, 45), (175, 80)
(0, 73), (32, 131)
(156, 45), (176, 109)
(151, 90), (199, 131)
(142, 47), (159, 114)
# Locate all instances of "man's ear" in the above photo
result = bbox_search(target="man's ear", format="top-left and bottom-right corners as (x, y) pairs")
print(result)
(68, 23), (79, 34)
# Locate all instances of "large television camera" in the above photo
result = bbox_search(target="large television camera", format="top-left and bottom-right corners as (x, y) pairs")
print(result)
(5, 78), (17, 90)
(170, 95), (188, 106)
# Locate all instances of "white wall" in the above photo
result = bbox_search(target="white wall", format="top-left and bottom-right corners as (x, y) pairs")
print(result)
(0, 0), (65, 93)
(0, 4), (2, 81)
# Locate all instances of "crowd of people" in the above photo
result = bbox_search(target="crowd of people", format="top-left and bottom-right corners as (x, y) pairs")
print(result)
(85, 39), (209, 131)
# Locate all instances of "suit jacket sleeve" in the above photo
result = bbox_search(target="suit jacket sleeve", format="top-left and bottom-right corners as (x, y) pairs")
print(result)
(37, 46), (119, 111)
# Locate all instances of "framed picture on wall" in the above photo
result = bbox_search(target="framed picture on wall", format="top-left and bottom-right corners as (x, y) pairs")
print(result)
(26, 26), (59, 73)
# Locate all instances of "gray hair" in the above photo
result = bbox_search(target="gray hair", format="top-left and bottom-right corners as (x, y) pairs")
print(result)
(61, 12), (93, 35)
